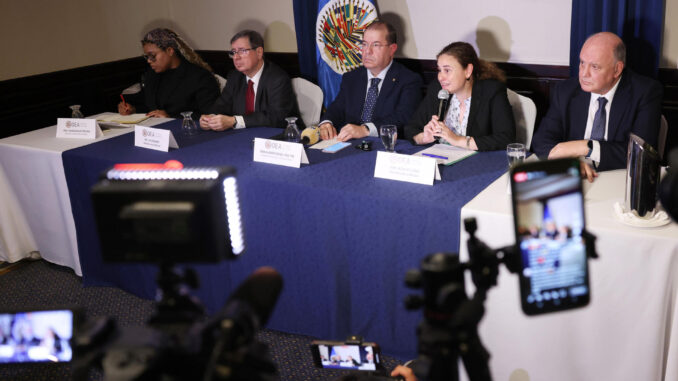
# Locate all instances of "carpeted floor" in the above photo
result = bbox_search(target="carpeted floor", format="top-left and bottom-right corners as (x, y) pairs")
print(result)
(0, 259), (401, 380)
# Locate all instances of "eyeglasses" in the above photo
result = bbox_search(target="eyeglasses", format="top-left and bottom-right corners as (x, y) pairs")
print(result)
(358, 41), (390, 50)
(228, 48), (255, 58)
(142, 53), (158, 63)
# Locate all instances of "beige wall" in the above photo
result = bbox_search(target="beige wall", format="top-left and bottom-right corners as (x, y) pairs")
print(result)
(0, 0), (297, 81)
(1, 0), (676, 81)
(662, 0), (678, 68)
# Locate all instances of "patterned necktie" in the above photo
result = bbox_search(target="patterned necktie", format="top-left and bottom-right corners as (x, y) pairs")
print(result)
(360, 78), (381, 124)
(245, 79), (255, 115)
(590, 97), (607, 141)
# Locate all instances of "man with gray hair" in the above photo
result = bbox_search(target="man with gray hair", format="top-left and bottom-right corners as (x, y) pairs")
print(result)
(532, 31), (662, 180)
(201, 30), (302, 130)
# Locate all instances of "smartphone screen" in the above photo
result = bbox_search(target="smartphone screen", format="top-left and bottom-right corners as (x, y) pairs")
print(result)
(0, 309), (74, 363)
(510, 158), (590, 315)
(310, 341), (380, 371)
(322, 142), (351, 153)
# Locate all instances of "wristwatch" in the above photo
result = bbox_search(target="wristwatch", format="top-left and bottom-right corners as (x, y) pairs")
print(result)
(586, 140), (593, 158)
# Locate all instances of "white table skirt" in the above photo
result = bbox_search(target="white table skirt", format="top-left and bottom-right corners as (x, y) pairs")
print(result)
(459, 169), (678, 381)
(0, 163), (39, 262)
(0, 114), (172, 275)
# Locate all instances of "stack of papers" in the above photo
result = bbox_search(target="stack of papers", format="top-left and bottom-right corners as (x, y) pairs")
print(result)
(414, 144), (477, 165)
(97, 114), (150, 124)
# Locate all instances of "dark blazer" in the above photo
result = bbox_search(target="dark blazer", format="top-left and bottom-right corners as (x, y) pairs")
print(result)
(129, 60), (219, 118)
(404, 79), (516, 151)
(321, 61), (422, 135)
(208, 60), (303, 129)
(531, 69), (663, 170)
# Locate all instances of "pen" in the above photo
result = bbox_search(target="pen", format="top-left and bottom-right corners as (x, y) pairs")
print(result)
(422, 153), (448, 160)
(120, 94), (127, 107)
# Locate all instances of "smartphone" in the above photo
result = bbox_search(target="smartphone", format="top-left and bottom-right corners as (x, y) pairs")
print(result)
(510, 158), (590, 315)
(310, 340), (382, 371)
(0, 309), (76, 363)
(322, 142), (351, 153)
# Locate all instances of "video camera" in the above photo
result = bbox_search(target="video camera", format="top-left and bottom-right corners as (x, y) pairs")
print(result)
(404, 158), (599, 381)
(39, 162), (279, 381)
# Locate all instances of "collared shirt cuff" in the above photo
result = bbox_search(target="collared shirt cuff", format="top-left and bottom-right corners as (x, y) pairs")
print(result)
(365, 122), (378, 137)
(234, 115), (245, 129)
(319, 120), (333, 127)
(589, 140), (601, 163)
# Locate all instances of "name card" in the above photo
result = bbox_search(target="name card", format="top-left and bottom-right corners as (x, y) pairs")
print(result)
(56, 118), (103, 139)
(134, 125), (178, 152)
(374, 151), (441, 185)
(253, 138), (309, 168)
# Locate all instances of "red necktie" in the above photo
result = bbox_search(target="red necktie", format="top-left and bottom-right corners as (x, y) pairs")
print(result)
(245, 79), (255, 115)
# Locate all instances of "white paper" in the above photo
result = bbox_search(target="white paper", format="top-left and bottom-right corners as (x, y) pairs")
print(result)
(56, 118), (102, 140)
(134, 125), (178, 152)
(309, 138), (339, 150)
(414, 144), (476, 165)
(374, 151), (439, 185)
(253, 138), (309, 168)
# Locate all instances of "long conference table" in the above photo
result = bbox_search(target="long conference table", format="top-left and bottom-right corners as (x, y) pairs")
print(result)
(2, 117), (678, 379)
(1, 118), (508, 360)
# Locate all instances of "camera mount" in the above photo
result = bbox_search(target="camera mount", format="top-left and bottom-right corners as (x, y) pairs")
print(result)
(404, 217), (598, 381)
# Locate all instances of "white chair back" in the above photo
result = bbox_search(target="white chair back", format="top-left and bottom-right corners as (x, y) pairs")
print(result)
(214, 74), (227, 92)
(292, 77), (324, 126)
(659, 115), (668, 160)
(506, 88), (537, 150)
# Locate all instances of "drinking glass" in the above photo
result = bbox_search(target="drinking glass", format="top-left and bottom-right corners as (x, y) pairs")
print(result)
(70, 105), (84, 118)
(380, 125), (397, 152)
(181, 111), (198, 136)
(284, 117), (301, 143)
(507, 143), (526, 168)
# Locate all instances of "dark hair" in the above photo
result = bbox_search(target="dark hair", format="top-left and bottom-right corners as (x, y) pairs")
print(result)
(141, 28), (213, 73)
(365, 21), (397, 45)
(436, 41), (506, 82)
(230, 30), (264, 50)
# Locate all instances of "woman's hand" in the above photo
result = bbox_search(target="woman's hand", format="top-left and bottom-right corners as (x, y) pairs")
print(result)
(415, 116), (442, 145)
(117, 102), (135, 115)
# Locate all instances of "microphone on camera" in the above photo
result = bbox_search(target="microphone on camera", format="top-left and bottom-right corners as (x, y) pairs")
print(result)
(212, 266), (283, 346)
(436, 89), (449, 120)
(301, 126), (320, 145)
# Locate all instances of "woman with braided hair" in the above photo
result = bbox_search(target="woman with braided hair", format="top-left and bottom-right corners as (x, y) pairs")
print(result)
(118, 28), (219, 118)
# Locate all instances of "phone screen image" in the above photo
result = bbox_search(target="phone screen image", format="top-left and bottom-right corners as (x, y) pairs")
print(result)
(311, 341), (379, 371)
(511, 159), (590, 315)
(322, 142), (351, 153)
(0, 310), (73, 363)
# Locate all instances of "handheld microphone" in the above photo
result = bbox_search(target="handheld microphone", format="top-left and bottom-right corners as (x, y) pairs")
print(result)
(301, 126), (320, 145)
(436, 89), (450, 120)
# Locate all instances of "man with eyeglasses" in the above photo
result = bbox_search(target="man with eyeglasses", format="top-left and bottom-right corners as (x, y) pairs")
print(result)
(200, 30), (302, 130)
(318, 21), (422, 141)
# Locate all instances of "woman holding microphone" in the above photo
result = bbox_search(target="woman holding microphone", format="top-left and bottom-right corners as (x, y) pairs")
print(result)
(405, 42), (515, 151)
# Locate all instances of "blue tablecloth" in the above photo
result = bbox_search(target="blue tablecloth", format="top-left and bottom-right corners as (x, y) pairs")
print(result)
(62, 120), (507, 359)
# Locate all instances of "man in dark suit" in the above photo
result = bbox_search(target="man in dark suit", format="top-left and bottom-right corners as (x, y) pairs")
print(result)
(318, 21), (422, 141)
(532, 32), (662, 181)
(200, 30), (302, 130)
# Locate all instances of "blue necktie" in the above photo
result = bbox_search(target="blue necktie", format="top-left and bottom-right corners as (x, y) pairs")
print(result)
(360, 78), (381, 124)
(590, 97), (607, 141)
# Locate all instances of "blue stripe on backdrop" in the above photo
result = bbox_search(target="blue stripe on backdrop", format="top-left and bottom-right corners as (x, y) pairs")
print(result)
(293, 0), (319, 83)
(570, 0), (664, 78)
